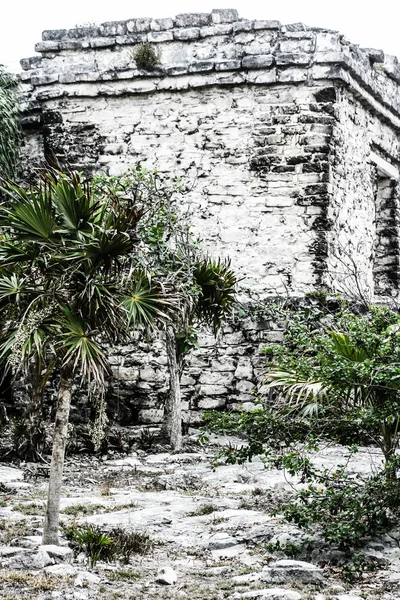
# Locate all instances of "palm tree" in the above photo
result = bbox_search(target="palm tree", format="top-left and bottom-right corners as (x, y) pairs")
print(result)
(163, 257), (237, 451)
(0, 169), (175, 543)
(92, 170), (238, 451)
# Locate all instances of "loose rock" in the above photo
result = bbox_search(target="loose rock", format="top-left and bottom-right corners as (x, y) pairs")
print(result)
(156, 566), (178, 585)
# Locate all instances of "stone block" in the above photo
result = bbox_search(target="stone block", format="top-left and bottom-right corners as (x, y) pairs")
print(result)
(188, 61), (215, 73)
(31, 74), (59, 86)
(236, 380), (255, 394)
(246, 69), (277, 84)
(139, 366), (164, 382)
(147, 31), (174, 43)
(174, 13), (211, 28)
(275, 53), (311, 66)
(10, 550), (53, 570)
(20, 56), (43, 71)
(173, 28), (200, 41)
(58, 40), (84, 50)
(198, 384), (228, 396)
(138, 408), (163, 423)
(211, 9), (239, 24)
(200, 24), (233, 37)
(127, 18), (152, 33)
(210, 358), (236, 372)
(150, 18), (174, 31)
(68, 26), (101, 39)
(234, 358), (253, 380)
(42, 29), (67, 41)
(285, 22), (308, 32)
(198, 396), (226, 410)
(253, 20), (281, 30)
(199, 371), (234, 386)
(39, 545), (74, 563)
(232, 20), (253, 32)
(261, 559), (324, 584)
(242, 55), (274, 69)
(100, 21), (127, 36)
(35, 41), (60, 53)
(90, 37), (116, 49)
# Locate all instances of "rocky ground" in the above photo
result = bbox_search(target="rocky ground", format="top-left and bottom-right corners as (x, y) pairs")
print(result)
(0, 430), (400, 600)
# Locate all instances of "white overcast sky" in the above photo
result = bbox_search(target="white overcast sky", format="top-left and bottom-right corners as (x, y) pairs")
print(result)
(2, 0), (400, 73)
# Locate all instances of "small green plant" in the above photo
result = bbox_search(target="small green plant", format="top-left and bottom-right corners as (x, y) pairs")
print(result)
(63, 503), (107, 517)
(187, 503), (218, 517)
(138, 426), (156, 450)
(63, 524), (154, 566)
(109, 527), (153, 563)
(132, 42), (160, 70)
(264, 540), (301, 558)
(63, 501), (137, 517)
(63, 524), (114, 568)
(339, 553), (380, 582)
(108, 569), (141, 581)
(12, 502), (45, 516)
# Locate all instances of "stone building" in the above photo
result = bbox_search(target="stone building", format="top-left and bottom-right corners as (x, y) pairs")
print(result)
(18, 9), (400, 423)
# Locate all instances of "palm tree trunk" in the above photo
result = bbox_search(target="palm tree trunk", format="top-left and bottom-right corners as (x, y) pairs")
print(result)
(42, 362), (73, 545)
(164, 326), (182, 452)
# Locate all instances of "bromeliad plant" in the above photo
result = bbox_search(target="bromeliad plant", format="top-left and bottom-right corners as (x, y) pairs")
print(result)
(0, 168), (176, 544)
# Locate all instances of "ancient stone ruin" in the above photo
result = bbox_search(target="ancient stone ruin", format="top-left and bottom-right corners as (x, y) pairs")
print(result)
(18, 9), (400, 423)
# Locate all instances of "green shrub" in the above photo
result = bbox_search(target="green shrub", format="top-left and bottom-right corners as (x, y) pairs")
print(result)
(132, 43), (160, 70)
(63, 524), (153, 566)
(281, 456), (400, 550)
(108, 527), (153, 563)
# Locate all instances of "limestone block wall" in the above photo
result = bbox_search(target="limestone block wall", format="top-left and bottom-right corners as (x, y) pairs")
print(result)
(16, 9), (400, 420)
(326, 90), (400, 300)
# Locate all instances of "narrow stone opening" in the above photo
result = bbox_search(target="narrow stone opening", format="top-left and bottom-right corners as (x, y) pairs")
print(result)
(372, 163), (400, 296)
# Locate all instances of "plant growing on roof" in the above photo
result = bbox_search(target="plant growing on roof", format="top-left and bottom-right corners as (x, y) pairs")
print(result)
(132, 42), (161, 70)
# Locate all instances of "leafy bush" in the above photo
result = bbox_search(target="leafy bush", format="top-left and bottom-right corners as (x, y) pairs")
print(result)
(202, 296), (400, 553)
(281, 456), (400, 550)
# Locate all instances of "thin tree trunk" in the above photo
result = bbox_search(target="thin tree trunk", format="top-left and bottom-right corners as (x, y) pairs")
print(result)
(164, 326), (182, 452)
(42, 362), (73, 545)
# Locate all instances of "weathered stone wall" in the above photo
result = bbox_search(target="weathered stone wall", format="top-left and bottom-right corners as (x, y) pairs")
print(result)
(17, 9), (400, 422)
(103, 311), (285, 425)
(326, 89), (400, 300)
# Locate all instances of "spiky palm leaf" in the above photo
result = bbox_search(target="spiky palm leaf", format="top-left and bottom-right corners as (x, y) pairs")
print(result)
(56, 306), (110, 384)
(265, 330), (375, 415)
(120, 278), (172, 330)
(193, 257), (237, 334)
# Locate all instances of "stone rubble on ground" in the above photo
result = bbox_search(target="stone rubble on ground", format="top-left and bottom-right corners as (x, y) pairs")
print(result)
(1, 438), (400, 598)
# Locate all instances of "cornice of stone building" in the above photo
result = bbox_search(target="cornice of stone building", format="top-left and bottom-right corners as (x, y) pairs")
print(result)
(18, 9), (400, 130)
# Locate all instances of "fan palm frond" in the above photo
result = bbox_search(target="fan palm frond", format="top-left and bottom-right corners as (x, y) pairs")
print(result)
(328, 331), (370, 362)
(0, 186), (56, 242)
(120, 278), (173, 329)
(56, 306), (109, 384)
